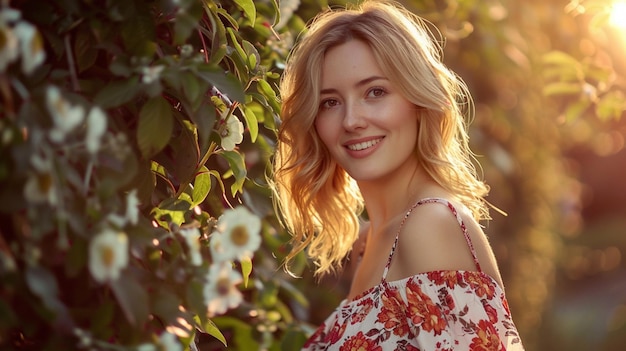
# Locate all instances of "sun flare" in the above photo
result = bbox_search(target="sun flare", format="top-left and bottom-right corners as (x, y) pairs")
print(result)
(610, 0), (626, 30)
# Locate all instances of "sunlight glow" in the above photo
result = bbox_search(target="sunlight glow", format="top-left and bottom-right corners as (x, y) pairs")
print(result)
(610, 1), (626, 30)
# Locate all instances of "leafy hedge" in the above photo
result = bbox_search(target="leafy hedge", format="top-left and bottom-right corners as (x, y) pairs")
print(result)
(0, 0), (316, 350)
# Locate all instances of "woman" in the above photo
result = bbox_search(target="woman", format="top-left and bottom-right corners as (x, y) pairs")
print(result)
(270, 1), (524, 349)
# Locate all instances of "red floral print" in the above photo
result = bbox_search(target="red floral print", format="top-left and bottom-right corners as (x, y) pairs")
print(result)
(428, 270), (463, 289)
(377, 287), (411, 336)
(469, 320), (505, 351)
(301, 199), (523, 351)
(339, 331), (383, 351)
(327, 318), (347, 344)
(483, 301), (499, 324)
(465, 272), (496, 299)
(351, 297), (374, 325)
(405, 279), (447, 335)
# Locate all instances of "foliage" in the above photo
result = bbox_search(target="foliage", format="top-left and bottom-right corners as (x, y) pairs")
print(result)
(0, 0), (313, 350)
(542, 0), (626, 122)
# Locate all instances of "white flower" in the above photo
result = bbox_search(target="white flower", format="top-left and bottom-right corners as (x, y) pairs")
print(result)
(141, 65), (165, 84)
(219, 112), (244, 151)
(23, 154), (57, 205)
(46, 86), (85, 142)
(85, 107), (107, 154)
(88, 229), (129, 283)
(179, 44), (193, 57)
(105, 189), (139, 228)
(106, 213), (127, 228)
(125, 189), (139, 225)
(13, 21), (44, 75)
(203, 262), (243, 317)
(210, 206), (261, 263)
(0, 24), (18, 72)
(0, 8), (21, 24)
(159, 332), (182, 351)
(179, 227), (202, 266)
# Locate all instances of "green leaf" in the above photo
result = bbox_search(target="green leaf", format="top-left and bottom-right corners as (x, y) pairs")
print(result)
(174, 0), (203, 44)
(204, 4), (228, 66)
(280, 326), (309, 351)
(234, 0), (256, 26)
(278, 280), (309, 308)
(259, 280), (278, 308)
(121, 11), (156, 56)
(94, 77), (140, 108)
(240, 256), (252, 287)
(242, 106), (258, 142)
(152, 118), (199, 187)
(181, 71), (201, 105)
(25, 266), (59, 302)
(109, 56), (132, 77)
(565, 99), (591, 122)
(542, 50), (580, 67)
(541, 50), (583, 80)
(256, 79), (280, 115)
(137, 96), (173, 159)
(226, 27), (250, 80)
(269, 0), (280, 26)
(249, 93), (277, 131)
(209, 169), (228, 198)
(193, 103), (217, 155)
(191, 166), (211, 207)
(216, 8), (240, 29)
(151, 196), (192, 227)
(74, 27), (98, 72)
(219, 150), (247, 195)
(247, 53), (257, 71)
(64, 237), (87, 277)
(110, 274), (149, 326)
(213, 316), (259, 350)
(91, 300), (115, 336)
(197, 64), (246, 103)
(596, 90), (626, 120)
(153, 290), (181, 324)
(205, 318), (227, 346)
(187, 280), (206, 320)
(242, 40), (260, 72)
(151, 160), (167, 178)
(542, 82), (581, 97)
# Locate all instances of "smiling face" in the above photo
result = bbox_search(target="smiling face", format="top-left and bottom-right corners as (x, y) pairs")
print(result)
(315, 39), (420, 183)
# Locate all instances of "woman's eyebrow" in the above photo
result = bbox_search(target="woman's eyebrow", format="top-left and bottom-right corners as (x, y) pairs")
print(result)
(320, 76), (388, 95)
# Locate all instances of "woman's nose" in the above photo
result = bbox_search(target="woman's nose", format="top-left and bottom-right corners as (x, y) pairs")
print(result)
(342, 102), (367, 131)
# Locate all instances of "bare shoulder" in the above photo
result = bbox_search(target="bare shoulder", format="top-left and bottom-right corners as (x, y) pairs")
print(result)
(390, 199), (505, 288)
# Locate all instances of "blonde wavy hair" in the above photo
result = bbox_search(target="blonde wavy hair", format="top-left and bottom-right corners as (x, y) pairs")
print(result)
(270, 0), (491, 276)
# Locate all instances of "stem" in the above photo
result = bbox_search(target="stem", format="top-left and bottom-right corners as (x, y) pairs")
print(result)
(64, 34), (80, 92)
(0, 74), (15, 119)
(174, 140), (218, 198)
(197, 26), (210, 63)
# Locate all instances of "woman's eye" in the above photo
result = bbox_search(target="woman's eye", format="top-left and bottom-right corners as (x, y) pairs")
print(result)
(320, 99), (339, 109)
(368, 88), (386, 97)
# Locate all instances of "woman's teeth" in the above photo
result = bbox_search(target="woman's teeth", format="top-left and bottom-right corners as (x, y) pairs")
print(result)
(347, 138), (382, 151)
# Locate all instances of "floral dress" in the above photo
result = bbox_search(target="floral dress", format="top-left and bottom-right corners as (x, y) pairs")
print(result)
(302, 198), (524, 351)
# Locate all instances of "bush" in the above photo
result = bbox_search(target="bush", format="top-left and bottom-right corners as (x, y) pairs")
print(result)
(0, 0), (312, 350)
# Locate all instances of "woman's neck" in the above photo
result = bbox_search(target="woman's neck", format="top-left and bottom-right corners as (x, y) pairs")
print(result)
(358, 165), (444, 234)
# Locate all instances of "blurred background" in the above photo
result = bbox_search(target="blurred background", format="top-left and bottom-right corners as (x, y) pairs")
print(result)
(283, 1), (626, 350)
